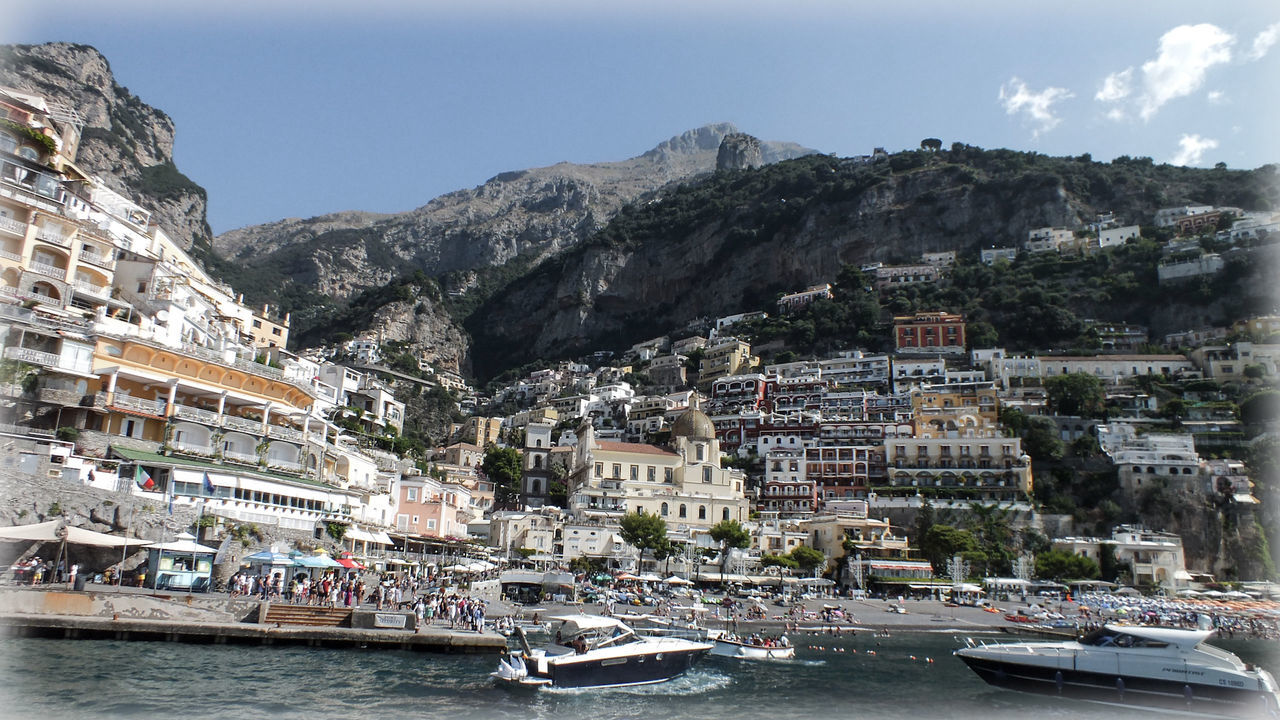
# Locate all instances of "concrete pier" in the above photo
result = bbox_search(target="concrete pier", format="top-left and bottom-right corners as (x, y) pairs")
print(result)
(0, 587), (507, 654)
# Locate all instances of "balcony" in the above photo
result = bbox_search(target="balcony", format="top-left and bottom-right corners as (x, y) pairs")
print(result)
(0, 214), (27, 237)
(35, 227), (71, 248)
(267, 424), (304, 442)
(107, 393), (166, 415)
(0, 248), (21, 262)
(171, 441), (216, 459)
(73, 280), (109, 298)
(4, 345), (58, 367)
(172, 403), (219, 425)
(222, 415), (261, 434)
(266, 458), (304, 473)
(28, 262), (67, 281)
(77, 248), (115, 270)
(222, 449), (260, 466)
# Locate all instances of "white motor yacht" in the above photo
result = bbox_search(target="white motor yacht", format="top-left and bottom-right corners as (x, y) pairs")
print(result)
(492, 614), (713, 689)
(955, 623), (1280, 718)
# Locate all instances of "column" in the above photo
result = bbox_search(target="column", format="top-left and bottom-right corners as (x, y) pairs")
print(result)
(165, 378), (178, 417)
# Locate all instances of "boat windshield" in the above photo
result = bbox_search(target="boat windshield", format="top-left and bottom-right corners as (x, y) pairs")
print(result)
(1079, 628), (1168, 648)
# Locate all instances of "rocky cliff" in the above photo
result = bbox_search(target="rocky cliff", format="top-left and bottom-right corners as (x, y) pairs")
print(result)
(0, 43), (212, 250)
(212, 123), (816, 310)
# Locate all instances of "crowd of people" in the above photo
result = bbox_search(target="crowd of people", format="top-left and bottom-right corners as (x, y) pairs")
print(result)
(1075, 592), (1280, 640)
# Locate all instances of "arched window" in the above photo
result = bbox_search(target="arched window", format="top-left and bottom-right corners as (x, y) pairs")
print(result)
(660, 502), (669, 517)
(531, 479), (542, 494)
(698, 506), (707, 520)
(696, 444), (705, 462)
(722, 508), (730, 521)
(679, 504), (687, 518)
(533, 455), (542, 469)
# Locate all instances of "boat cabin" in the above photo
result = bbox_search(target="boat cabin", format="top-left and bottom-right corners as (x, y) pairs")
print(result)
(549, 615), (639, 653)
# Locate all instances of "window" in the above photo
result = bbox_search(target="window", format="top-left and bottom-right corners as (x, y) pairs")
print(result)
(595, 462), (603, 478)
(722, 508), (730, 521)
(660, 502), (669, 516)
(612, 463), (622, 478)
(664, 468), (673, 483)
(252, 320), (262, 329)
(271, 328), (282, 336)
(647, 466), (656, 482)
(426, 519), (437, 529)
(630, 465), (638, 481)
(679, 504), (687, 518)
(703, 467), (712, 483)
(406, 488), (418, 501)
(411, 515), (419, 524)
(698, 506), (707, 520)
(696, 444), (704, 462)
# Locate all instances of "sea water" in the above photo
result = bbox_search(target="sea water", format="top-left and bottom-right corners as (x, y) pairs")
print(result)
(1, 630), (1275, 720)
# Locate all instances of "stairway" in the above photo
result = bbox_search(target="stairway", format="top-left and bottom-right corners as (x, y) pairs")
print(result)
(259, 603), (353, 627)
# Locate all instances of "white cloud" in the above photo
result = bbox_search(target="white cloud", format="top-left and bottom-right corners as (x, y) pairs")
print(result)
(999, 77), (1074, 137)
(1169, 134), (1219, 166)
(1097, 24), (1236, 122)
(1096, 68), (1133, 102)
(1206, 90), (1227, 104)
(1248, 22), (1280, 61)
(1137, 24), (1234, 120)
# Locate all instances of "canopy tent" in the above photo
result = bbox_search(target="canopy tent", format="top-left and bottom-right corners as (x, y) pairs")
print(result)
(241, 550), (296, 566)
(664, 575), (693, 585)
(146, 539), (219, 554)
(636, 573), (663, 582)
(289, 552), (343, 569)
(0, 520), (148, 548)
(335, 557), (363, 570)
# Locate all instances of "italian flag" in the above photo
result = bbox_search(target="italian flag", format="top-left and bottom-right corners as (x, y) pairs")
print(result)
(135, 466), (155, 491)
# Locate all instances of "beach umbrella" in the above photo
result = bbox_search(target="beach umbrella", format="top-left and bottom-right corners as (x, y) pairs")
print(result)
(664, 575), (693, 585)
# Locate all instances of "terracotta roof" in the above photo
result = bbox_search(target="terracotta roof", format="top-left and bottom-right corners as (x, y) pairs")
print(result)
(596, 441), (678, 457)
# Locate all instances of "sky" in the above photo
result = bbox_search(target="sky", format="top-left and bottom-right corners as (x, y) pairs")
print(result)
(5, 1), (1278, 236)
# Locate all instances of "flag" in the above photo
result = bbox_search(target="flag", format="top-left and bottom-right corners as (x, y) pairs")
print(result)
(135, 466), (155, 491)
(203, 471), (215, 496)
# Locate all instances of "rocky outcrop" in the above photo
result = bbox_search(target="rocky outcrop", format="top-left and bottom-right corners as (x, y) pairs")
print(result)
(0, 43), (213, 250)
(212, 123), (817, 309)
(368, 294), (471, 376)
(717, 133), (763, 171)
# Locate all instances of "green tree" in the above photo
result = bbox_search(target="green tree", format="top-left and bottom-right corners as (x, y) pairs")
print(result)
(1240, 390), (1280, 427)
(1035, 548), (1100, 581)
(1021, 417), (1064, 462)
(620, 511), (670, 570)
(789, 545), (826, 575)
(760, 554), (799, 569)
(482, 445), (523, 508)
(1044, 373), (1106, 417)
(920, 525), (980, 571)
(709, 519), (752, 580)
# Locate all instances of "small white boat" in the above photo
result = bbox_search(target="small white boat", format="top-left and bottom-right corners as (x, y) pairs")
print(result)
(710, 634), (796, 660)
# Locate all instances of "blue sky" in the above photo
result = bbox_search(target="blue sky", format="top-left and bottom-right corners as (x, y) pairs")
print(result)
(6, 1), (1278, 236)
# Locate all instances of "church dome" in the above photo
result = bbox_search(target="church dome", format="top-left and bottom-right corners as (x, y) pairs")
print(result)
(672, 408), (715, 440)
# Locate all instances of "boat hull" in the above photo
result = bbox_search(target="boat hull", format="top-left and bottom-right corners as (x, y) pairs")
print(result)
(539, 646), (710, 688)
(710, 640), (796, 660)
(957, 653), (1278, 718)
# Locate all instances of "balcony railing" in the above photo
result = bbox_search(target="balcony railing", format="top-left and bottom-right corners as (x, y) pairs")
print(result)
(172, 403), (219, 424)
(3, 345), (58, 367)
(171, 441), (216, 458)
(35, 227), (71, 247)
(0, 215), (27, 237)
(77, 249), (115, 270)
(73, 280), (108, 297)
(266, 458), (303, 472)
(0, 248), (21, 262)
(222, 449), (260, 466)
(222, 415), (261, 434)
(28, 262), (66, 281)
(267, 424), (304, 443)
(108, 393), (166, 415)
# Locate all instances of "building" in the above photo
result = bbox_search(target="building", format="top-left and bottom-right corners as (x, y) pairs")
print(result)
(884, 436), (1033, 501)
(893, 312), (966, 355)
(980, 247), (1019, 265)
(1054, 525), (1190, 590)
(452, 416), (503, 447)
(698, 338), (757, 387)
(777, 284), (832, 314)
(1038, 354), (1194, 384)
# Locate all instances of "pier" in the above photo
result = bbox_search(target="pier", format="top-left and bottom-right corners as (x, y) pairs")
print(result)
(0, 587), (507, 654)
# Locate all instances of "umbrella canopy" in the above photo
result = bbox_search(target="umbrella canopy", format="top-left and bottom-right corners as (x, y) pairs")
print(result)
(637, 573), (663, 582)
(242, 550), (297, 566)
(664, 575), (693, 585)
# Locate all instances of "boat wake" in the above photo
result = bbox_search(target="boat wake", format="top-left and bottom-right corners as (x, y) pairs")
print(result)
(540, 669), (733, 696)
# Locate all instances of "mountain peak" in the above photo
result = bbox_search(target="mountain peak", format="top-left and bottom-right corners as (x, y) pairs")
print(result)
(642, 123), (741, 159)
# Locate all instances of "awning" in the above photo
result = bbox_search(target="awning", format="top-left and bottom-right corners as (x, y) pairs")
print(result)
(345, 528), (375, 543)
(336, 558), (363, 569)
(370, 531), (393, 545)
(146, 539), (219, 554)
(0, 520), (149, 548)
(241, 550), (296, 566)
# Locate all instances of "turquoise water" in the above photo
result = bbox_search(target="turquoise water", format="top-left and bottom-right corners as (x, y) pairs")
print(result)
(1, 631), (1276, 720)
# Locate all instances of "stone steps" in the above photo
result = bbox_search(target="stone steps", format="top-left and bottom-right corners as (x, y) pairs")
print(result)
(260, 603), (352, 627)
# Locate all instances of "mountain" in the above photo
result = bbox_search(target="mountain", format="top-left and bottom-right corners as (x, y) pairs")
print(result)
(211, 124), (816, 319)
(466, 149), (1279, 378)
(0, 43), (212, 250)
